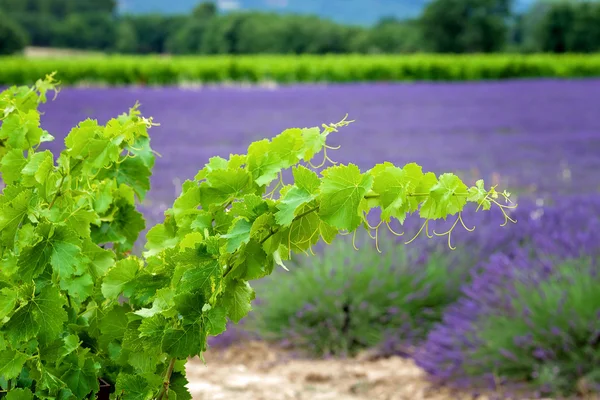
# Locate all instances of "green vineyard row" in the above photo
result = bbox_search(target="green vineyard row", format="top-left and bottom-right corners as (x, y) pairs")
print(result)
(2, 54), (600, 85)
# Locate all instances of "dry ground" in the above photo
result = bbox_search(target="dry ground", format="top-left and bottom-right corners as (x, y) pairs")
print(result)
(184, 341), (515, 400)
(186, 341), (600, 400)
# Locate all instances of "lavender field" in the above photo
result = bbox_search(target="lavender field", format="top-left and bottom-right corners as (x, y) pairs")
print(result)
(39, 79), (600, 217)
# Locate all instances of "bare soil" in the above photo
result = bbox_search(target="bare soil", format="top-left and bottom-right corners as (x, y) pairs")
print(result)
(185, 341), (486, 400)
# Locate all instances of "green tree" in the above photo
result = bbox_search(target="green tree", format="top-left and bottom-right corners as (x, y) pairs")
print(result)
(52, 13), (116, 50)
(9, 12), (58, 47)
(365, 18), (423, 53)
(565, 1), (600, 52)
(66, 0), (116, 14)
(532, 1), (574, 52)
(192, 1), (217, 19)
(0, 11), (29, 55)
(166, 1), (218, 54)
(126, 15), (186, 54)
(115, 20), (139, 53)
(421, 0), (512, 53)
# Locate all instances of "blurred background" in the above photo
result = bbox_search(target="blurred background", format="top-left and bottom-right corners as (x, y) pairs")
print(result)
(1, 1), (600, 399)
(1, 0), (600, 55)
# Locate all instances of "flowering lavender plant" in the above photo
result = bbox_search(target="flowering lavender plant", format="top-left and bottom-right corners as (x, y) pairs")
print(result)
(414, 196), (600, 397)
(245, 231), (475, 357)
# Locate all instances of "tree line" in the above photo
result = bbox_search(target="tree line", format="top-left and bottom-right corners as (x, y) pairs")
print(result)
(1, 0), (600, 56)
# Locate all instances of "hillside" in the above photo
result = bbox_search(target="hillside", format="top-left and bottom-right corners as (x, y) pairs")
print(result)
(118, 0), (534, 26)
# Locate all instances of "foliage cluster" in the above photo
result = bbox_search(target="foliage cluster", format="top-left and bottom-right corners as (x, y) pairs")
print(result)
(248, 231), (472, 357)
(1, 0), (600, 55)
(0, 74), (510, 398)
(2, 54), (600, 86)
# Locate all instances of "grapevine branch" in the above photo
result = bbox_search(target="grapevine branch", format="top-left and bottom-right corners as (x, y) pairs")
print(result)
(156, 358), (177, 400)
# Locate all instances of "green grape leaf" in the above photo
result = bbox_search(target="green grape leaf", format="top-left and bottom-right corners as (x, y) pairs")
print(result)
(300, 127), (325, 161)
(81, 240), (115, 279)
(412, 172), (438, 211)
(3, 303), (39, 345)
(0, 189), (33, 245)
(247, 139), (283, 186)
(22, 150), (54, 185)
(161, 323), (205, 358)
(48, 226), (83, 279)
(144, 219), (179, 257)
(0, 149), (27, 184)
(179, 259), (222, 298)
(222, 218), (252, 253)
(319, 221), (338, 244)
(170, 374), (193, 400)
(372, 163), (424, 223)
(31, 286), (68, 343)
(292, 165), (321, 193)
(288, 206), (321, 253)
(60, 356), (100, 399)
(419, 173), (469, 219)
(275, 187), (316, 227)
(0, 349), (29, 380)
(5, 388), (34, 400)
(93, 179), (115, 214)
(59, 274), (94, 301)
(138, 314), (168, 349)
(0, 287), (17, 320)
(101, 257), (141, 300)
(230, 194), (268, 220)
(271, 128), (304, 165)
(98, 304), (129, 350)
(61, 335), (81, 358)
(319, 164), (373, 231)
(168, 180), (201, 222)
(222, 280), (255, 323)
(58, 206), (99, 239)
(200, 169), (253, 207)
(467, 179), (492, 210)
(115, 374), (153, 400)
(40, 368), (67, 394)
(241, 240), (272, 280)
(91, 202), (145, 252)
(1, 110), (44, 150)
(204, 305), (227, 336)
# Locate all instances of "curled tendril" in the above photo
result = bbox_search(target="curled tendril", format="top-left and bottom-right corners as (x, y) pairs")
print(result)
(322, 113), (354, 134)
(308, 145), (338, 169)
(352, 230), (360, 251)
(264, 171), (284, 199)
(491, 199), (518, 226)
(374, 225), (382, 253)
(362, 211), (382, 231)
(458, 212), (476, 232)
(405, 219), (431, 245)
(114, 151), (137, 164)
(433, 216), (460, 250)
(385, 221), (405, 237)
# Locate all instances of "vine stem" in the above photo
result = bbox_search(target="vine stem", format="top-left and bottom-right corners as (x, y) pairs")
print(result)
(48, 173), (67, 209)
(48, 159), (83, 209)
(259, 204), (321, 245)
(156, 358), (177, 400)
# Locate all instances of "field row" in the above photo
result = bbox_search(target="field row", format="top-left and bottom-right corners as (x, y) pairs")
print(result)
(2, 54), (600, 85)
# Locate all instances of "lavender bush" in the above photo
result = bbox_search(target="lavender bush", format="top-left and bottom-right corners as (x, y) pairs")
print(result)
(245, 231), (476, 357)
(414, 195), (600, 397)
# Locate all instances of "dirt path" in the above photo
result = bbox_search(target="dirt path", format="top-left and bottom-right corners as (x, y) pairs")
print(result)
(185, 341), (482, 400)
